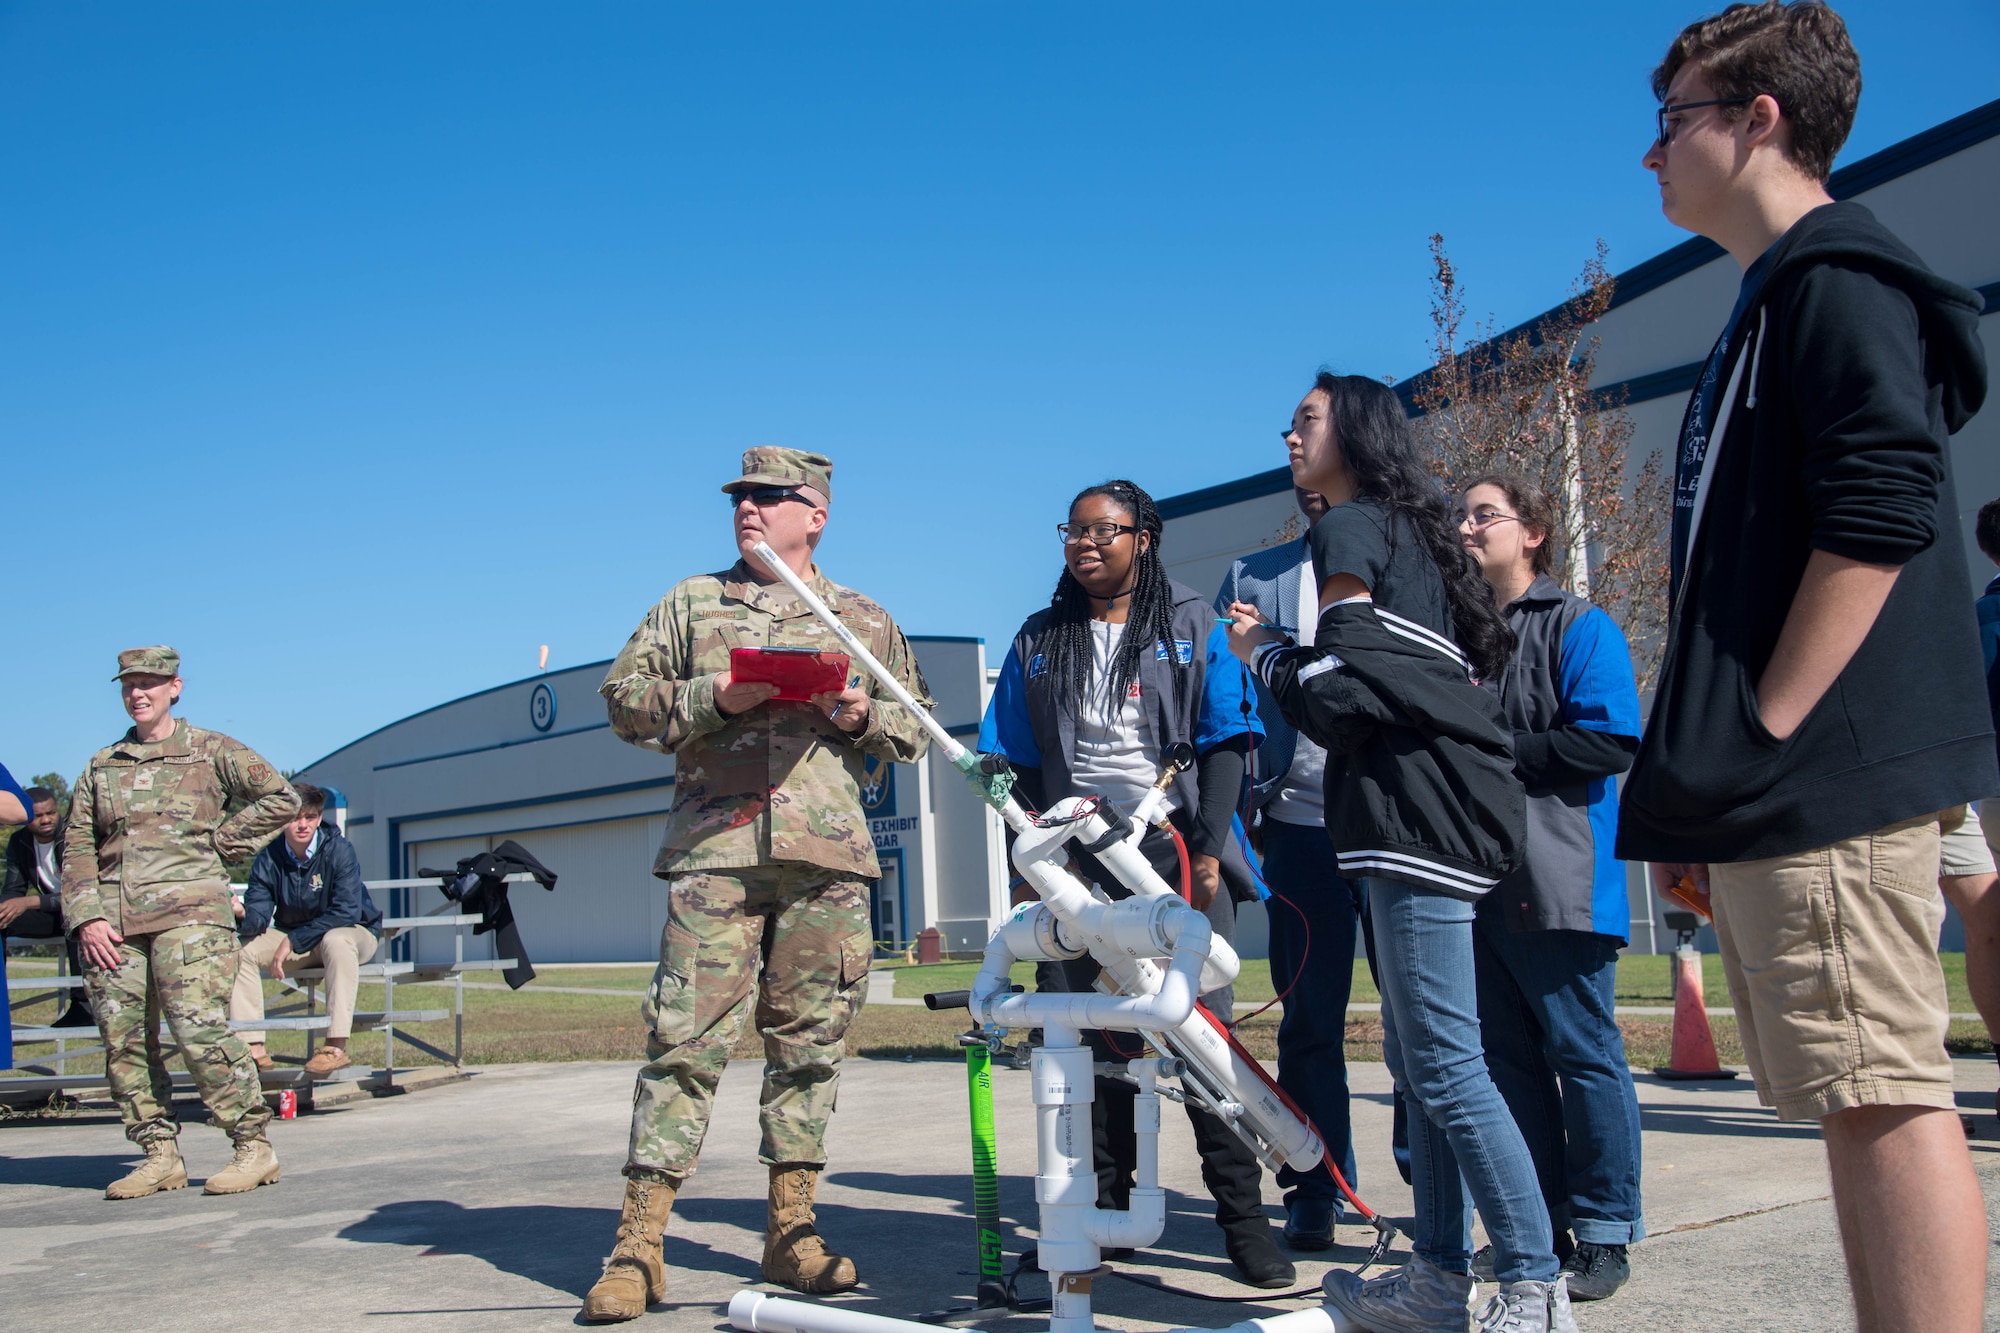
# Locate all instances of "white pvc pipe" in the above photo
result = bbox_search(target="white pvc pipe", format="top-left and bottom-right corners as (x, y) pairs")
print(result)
(1090, 825), (1240, 992)
(1179, 1307), (1360, 1333)
(729, 1292), (940, 1333)
(732, 1291), (1362, 1333)
(1084, 1061), (1165, 1249)
(1154, 1001), (1324, 1172)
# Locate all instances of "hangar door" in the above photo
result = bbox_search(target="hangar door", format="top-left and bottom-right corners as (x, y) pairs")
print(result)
(403, 814), (671, 966)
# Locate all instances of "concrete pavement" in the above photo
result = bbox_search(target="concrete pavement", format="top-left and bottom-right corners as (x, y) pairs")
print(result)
(3, 1055), (1998, 1331)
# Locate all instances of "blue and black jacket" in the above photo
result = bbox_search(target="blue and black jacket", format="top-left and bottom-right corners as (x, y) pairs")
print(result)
(979, 579), (1263, 891)
(1485, 576), (1642, 938)
(240, 821), (383, 953)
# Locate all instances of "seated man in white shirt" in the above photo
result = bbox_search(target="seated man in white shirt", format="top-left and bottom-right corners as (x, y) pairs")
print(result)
(230, 784), (382, 1077)
(0, 787), (93, 1026)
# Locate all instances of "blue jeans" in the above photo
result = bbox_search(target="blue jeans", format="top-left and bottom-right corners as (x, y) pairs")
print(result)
(1260, 818), (1363, 1209)
(1472, 905), (1646, 1245)
(1367, 877), (1557, 1283)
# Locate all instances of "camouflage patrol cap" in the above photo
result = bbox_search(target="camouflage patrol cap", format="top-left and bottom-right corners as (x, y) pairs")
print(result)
(722, 447), (833, 500)
(113, 645), (181, 680)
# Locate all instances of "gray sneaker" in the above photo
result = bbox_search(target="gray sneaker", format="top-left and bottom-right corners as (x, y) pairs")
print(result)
(1322, 1254), (1475, 1333)
(1472, 1276), (1577, 1333)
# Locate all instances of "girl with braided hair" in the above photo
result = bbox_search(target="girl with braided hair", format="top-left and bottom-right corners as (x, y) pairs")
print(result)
(978, 479), (1292, 1289)
(1228, 375), (1570, 1330)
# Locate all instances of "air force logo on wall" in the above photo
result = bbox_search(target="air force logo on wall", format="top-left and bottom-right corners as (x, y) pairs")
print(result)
(861, 752), (896, 813)
(530, 682), (557, 733)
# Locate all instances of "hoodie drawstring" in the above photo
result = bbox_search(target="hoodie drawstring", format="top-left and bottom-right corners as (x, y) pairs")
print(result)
(1744, 305), (1767, 410)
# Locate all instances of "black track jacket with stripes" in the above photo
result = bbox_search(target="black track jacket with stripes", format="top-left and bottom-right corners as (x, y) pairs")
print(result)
(1254, 599), (1526, 898)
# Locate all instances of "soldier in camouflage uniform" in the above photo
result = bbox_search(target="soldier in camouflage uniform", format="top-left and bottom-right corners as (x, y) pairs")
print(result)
(581, 447), (933, 1324)
(66, 647), (300, 1200)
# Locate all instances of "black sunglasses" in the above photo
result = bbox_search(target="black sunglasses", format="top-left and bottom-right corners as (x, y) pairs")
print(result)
(728, 486), (813, 508)
(1656, 97), (1753, 146)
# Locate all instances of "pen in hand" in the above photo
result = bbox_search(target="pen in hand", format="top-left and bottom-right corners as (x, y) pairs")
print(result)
(1217, 615), (1297, 635)
(830, 675), (864, 719)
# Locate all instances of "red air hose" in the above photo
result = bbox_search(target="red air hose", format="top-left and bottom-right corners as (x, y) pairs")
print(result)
(1165, 824), (1193, 902)
(1236, 891), (1309, 1024)
(1196, 1002), (1379, 1224)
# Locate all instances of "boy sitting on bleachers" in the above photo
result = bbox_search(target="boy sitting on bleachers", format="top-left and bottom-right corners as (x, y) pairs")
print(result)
(231, 783), (382, 1077)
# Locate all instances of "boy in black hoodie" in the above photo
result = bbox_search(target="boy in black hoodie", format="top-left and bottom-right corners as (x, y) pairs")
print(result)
(1617, 4), (1991, 1327)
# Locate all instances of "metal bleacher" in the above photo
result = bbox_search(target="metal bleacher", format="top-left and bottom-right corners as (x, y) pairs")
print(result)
(2, 873), (527, 1106)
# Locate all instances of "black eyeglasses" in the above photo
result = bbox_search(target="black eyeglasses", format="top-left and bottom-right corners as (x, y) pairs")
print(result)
(1656, 98), (1752, 146)
(1058, 521), (1138, 546)
(728, 486), (812, 508)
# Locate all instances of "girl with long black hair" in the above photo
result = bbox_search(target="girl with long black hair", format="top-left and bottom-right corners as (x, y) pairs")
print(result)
(1227, 375), (1574, 1332)
(978, 479), (1291, 1288)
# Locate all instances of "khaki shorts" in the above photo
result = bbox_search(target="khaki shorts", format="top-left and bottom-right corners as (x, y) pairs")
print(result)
(1708, 811), (1955, 1121)
(1938, 803), (1996, 877)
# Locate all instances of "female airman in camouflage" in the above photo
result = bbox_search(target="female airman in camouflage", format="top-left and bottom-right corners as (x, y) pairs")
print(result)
(65, 646), (300, 1199)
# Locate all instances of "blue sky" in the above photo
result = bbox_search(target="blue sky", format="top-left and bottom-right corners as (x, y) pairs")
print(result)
(5, 1), (1996, 784)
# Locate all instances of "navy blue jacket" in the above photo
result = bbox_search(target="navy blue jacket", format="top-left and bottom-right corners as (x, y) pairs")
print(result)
(1214, 538), (1311, 809)
(240, 822), (382, 953)
(1981, 572), (2000, 771)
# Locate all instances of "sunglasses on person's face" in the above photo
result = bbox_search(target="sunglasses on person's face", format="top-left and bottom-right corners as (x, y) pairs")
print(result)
(729, 486), (812, 509)
(1655, 97), (1752, 146)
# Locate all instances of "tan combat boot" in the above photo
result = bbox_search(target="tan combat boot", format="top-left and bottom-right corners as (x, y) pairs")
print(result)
(105, 1139), (188, 1200)
(582, 1175), (680, 1323)
(203, 1135), (281, 1194)
(762, 1165), (858, 1293)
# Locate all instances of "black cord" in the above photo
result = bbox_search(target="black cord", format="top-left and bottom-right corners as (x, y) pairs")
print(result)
(1104, 1271), (1322, 1302)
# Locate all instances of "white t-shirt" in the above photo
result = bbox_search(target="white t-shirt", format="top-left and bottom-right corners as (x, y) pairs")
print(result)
(33, 837), (60, 897)
(1069, 620), (1167, 816)
(1267, 555), (1329, 826)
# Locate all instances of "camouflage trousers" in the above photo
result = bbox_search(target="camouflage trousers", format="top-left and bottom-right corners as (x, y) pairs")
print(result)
(83, 922), (270, 1146)
(626, 863), (872, 1180)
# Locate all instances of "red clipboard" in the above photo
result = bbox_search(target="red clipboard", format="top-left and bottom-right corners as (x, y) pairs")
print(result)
(729, 646), (851, 702)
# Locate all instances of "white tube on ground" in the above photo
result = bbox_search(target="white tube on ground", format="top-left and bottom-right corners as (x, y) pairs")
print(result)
(728, 1292), (943, 1333)
(1175, 1305), (1360, 1333)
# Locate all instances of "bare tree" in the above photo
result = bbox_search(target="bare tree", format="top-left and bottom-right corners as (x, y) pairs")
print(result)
(1410, 235), (1670, 692)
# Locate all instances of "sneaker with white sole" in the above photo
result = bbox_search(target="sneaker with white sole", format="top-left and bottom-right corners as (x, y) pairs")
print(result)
(1472, 1276), (1577, 1333)
(1322, 1253), (1475, 1333)
(1559, 1242), (1629, 1300)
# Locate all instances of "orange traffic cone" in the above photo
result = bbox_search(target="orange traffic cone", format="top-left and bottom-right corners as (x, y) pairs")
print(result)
(1654, 945), (1738, 1081)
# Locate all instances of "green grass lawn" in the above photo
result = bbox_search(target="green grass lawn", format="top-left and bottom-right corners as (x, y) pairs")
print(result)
(7, 952), (1986, 1076)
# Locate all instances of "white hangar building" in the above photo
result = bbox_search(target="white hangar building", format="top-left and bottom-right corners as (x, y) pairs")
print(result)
(1157, 97), (2000, 952)
(296, 638), (1007, 966)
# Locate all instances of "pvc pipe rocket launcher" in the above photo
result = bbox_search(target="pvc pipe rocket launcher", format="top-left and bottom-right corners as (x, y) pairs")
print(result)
(734, 543), (1350, 1333)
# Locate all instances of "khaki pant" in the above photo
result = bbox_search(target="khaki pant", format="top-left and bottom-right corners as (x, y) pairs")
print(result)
(1709, 812), (1956, 1122)
(230, 925), (379, 1043)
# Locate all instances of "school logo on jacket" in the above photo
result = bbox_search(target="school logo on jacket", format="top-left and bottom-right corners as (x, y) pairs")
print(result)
(1028, 653), (1047, 678)
(310, 873), (322, 891)
(1155, 639), (1194, 665)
